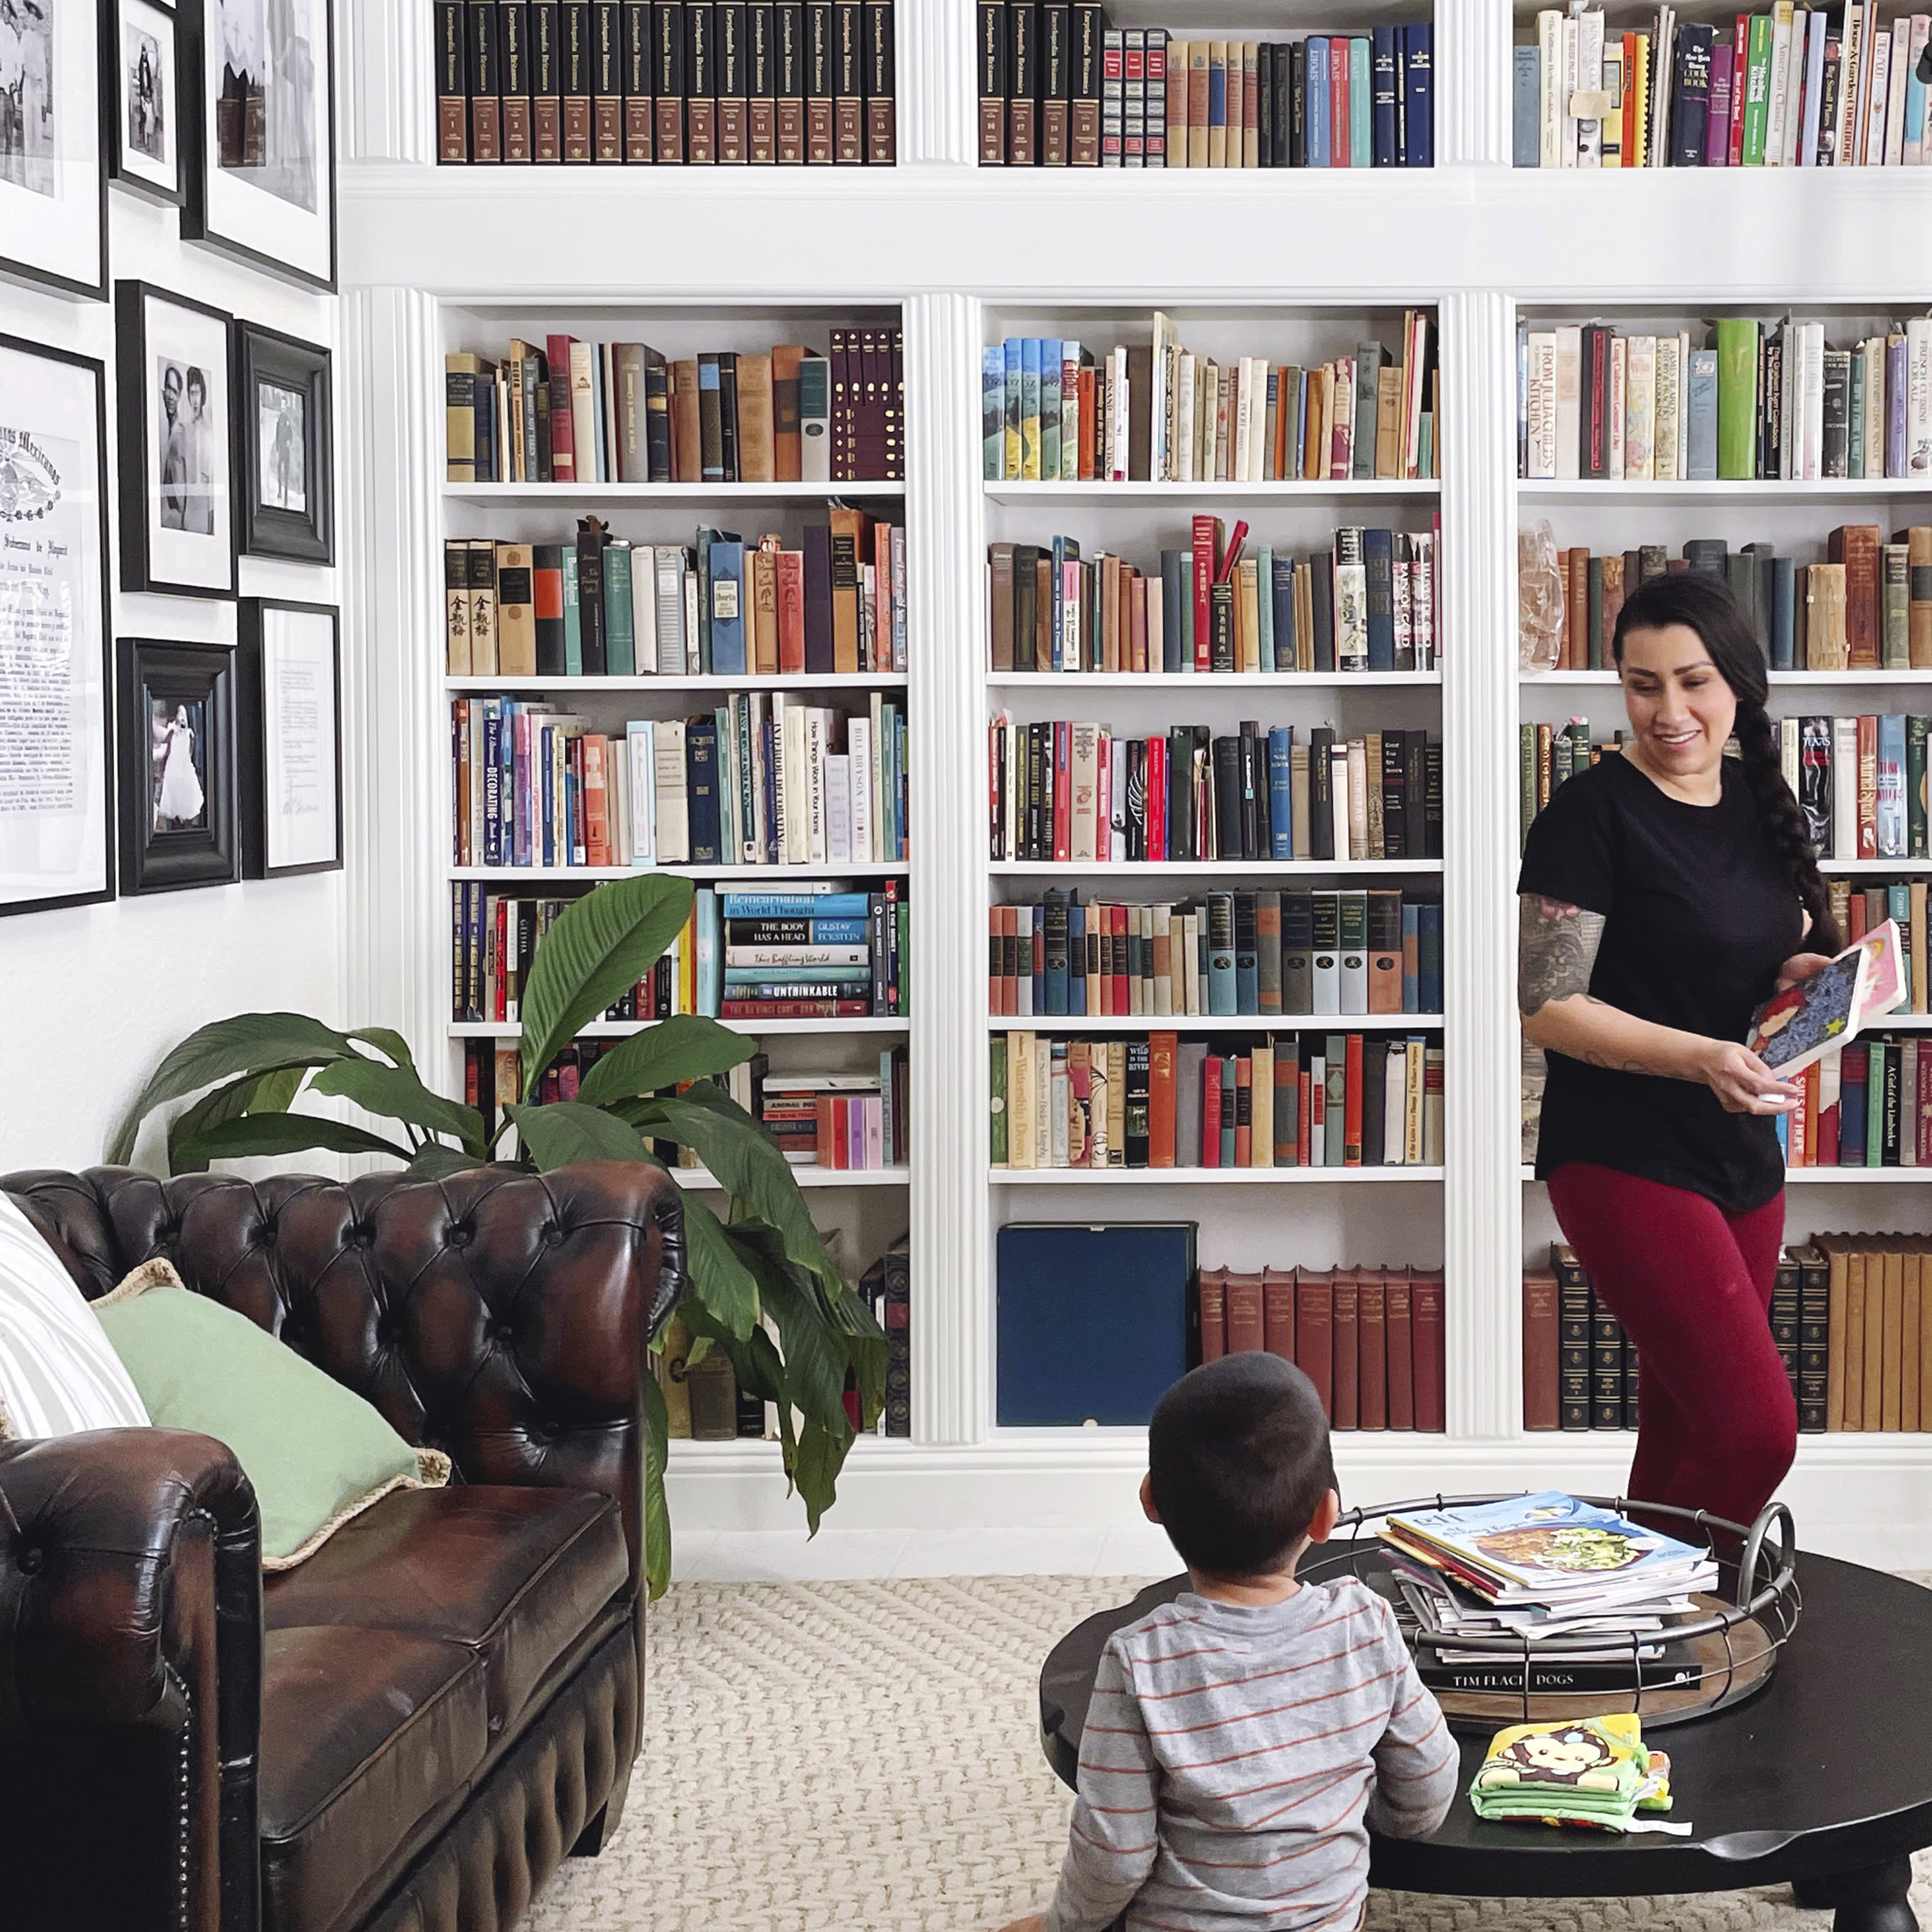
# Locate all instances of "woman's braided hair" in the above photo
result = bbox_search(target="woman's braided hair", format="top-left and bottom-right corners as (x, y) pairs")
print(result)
(1611, 572), (1843, 956)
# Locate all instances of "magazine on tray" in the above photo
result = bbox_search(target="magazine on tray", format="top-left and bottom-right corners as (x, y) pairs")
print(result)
(1745, 919), (1908, 1078)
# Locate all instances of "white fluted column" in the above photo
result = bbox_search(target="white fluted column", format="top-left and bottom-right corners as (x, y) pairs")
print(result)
(904, 0), (976, 166)
(1441, 0), (1514, 170)
(904, 292), (987, 1443)
(341, 0), (436, 164)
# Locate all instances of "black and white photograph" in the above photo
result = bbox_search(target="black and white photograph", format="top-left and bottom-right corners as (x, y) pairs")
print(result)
(115, 281), (235, 597)
(104, 0), (182, 203)
(0, 335), (112, 918)
(182, 0), (334, 290)
(0, 0), (104, 299)
(237, 596), (338, 876)
(116, 635), (236, 893)
(232, 318), (330, 562)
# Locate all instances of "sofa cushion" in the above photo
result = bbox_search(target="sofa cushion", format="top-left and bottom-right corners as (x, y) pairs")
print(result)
(262, 1485), (629, 1737)
(260, 1624), (489, 1932)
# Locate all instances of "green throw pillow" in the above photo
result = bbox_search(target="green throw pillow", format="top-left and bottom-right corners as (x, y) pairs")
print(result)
(96, 1263), (449, 1569)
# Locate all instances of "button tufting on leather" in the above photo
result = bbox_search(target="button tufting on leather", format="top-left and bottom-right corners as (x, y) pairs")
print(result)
(15, 1545), (44, 1575)
(542, 1224), (565, 1247)
(354, 1224), (375, 1247)
(448, 1226), (471, 1249)
(495, 1321), (515, 1345)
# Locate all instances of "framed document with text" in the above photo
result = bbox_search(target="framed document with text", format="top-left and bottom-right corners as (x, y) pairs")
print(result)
(0, 336), (113, 918)
(238, 597), (339, 878)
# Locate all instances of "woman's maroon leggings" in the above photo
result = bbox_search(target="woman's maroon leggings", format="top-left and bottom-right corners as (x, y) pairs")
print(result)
(1546, 1162), (1795, 1528)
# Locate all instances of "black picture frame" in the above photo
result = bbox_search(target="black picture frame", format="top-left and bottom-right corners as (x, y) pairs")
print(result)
(232, 320), (332, 564)
(179, 0), (337, 293)
(0, 3), (108, 301)
(237, 597), (341, 878)
(116, 637), (238, 895)
(101, 0), (184, 207)
(0, 332), (116, 919)
(115, 278), (238, 599)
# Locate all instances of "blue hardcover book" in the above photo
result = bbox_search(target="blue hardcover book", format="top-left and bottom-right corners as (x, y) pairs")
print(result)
(1686, 349), (1719, 481)
(696, 889), (721, 1016)
(1235, 920), (1260, 1017)
(1402, 903), (1421, 1011)
(721, 889), (875, 918)
(1209, 46), (1226, 137)
(1272, 555), (1296, 669)
(1879, 714), (1908, 858)
(1268, 727), (1295, 857)
(1208, 894), (1237, 1016)
(1771, 555), (1797, 672)
(696, 357), (721, 483)
(1019, 337), (1042, 482)
(1908, 59), (1929, 172)
(1403, 24), (1433, 167)
(685, 718), (723, 863)
(1041, 341), (1061, 480)
(1045, 889), (1070, 1017)
(759, 718), (780, 864)
(1307, 38), (1330, 166)
(1372, 26), (1400, 166)
(1255, 545), (1274, 666)
(1418, 903), (1443, 1013)
(982, 345), (1005, 480)
(708, 538), (747, 675)
(1161, 550), (1186, 672)
(1350, 37), (1372, 168)
(1363, 527), (1396, 670)
(1776, 1108), (1789, 1158)
(539, 724), (556, 866)
(1841, 1049), (1870, 1166)
(1513, 44), (1540, 165)
(995, 1222), (1197, 1425)
(802, 918), (871, 944)
(1068, 900), (1087, 1015)
(589, 350), (607, 484)
(1004, 338), (1022, 478)
(1032, 899), (1047, 1012)
(1050, 533), (1072, 670)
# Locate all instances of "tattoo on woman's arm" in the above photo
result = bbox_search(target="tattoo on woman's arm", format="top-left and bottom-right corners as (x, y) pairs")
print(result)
(1518, 895), (1606, 1018)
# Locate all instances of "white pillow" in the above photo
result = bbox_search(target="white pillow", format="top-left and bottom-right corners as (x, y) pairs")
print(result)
(0, 1195), (151, 1440)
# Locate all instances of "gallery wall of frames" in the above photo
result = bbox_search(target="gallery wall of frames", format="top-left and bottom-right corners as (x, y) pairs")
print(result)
(0, 0), (345, 1171)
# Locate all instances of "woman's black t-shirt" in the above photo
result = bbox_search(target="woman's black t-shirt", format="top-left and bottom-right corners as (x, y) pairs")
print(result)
(1517, 752), (1803, 1213)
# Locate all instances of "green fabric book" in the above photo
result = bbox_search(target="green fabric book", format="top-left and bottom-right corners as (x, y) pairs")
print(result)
(560, 543), (583, 676)
(1715, 318), (1761, 481)
(603, 537), (635, 676)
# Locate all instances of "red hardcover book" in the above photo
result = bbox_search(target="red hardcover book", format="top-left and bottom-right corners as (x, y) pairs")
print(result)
(1148, 1030), (1177, 1166)
(1358, 1269), (1388, 1429)
(1147, 734), (1167, 860)
(1052, 721), (1072, 861)
(1832, 524), (1882, 670)
(544, 334), (578, 480)
(1294, 1267), (1334, 1419)
(1343, 1032), (1363, 1166)
(1201, 1054), (1223, 1168)
(1331, 1267), (1360, 1428)
(1191, 515), (1220, 672)
(1233, 1055), (1253, 1167)
(1225, 1271), (1265, 1354)
(1298, 1067), (1313, 1166)
(1385, 1267), (1414, 1429)
(1198, 1266), (1227, 1362)
(1728, 15), (1748, 164)
(1521, 1269), (1560, 1430)
(1329, 41), (1349, 164)
(1262, 1265), (1296, 1361)
(721, 998), (871, 1018)
(1110, 902), (1129, 1012)
(776, 549), (806, 671)
(1411, 1271), (1446, 1432)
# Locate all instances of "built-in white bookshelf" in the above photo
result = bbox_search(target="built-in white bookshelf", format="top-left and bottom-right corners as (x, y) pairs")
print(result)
(335, 0), (1932, 1564)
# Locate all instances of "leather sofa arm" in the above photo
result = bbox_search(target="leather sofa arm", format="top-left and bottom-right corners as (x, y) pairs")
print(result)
(0, 1428), (262, 1932)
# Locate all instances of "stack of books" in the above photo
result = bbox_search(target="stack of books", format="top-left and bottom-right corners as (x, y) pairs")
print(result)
(1518, 317), (1932, 484)
(978, 13), (1434, 167)
(446, 514), (907, 677)
(989, 520), (1441, 675)
(983, 312), (1437, 483)
(1515, 6), (1932, 169)
(1382, 1493), (1721, 1694)
(1198, 1262), (1446, 1430)
(448, 328), (904, 484)
(990, 1028), (1445, 1170)
(761, 1056), (909, 1167)
(988, 719), (1442, 864)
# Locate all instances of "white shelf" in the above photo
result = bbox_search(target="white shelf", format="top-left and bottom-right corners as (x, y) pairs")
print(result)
(986, 1012), (1444, 1032)
(449, 1017), (908, 1038)
(448, 864), (911, 882)
(442, 480), (905, 502)
(989, 670), (1441, 688)
(986, 479), (1441, 503)
(990, 858), (1443, 877)
(1518, 480), (1932, 500)
(992, 1165), (1444, 1184)
(674, 1163), (911, 1191)
(446, 673), (907, 692)
(1819, 860), (1932, 875)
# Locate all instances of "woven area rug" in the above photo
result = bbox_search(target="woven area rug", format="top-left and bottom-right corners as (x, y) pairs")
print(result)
(523, 1575), (1932, 1932)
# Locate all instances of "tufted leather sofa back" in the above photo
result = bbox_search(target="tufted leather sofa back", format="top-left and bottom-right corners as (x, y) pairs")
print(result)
(0, 1162), (685, 1600)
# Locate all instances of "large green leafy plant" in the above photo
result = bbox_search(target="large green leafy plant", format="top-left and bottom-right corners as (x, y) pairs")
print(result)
(105, 873), (886, 1595)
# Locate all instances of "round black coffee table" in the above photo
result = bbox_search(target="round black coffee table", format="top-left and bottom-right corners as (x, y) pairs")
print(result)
(1041, 1551), (1932, 1932)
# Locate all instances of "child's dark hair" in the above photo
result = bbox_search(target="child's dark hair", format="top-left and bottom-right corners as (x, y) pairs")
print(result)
(1613, 572), (1842, 955)
(1148, 1353), (1336, 1578)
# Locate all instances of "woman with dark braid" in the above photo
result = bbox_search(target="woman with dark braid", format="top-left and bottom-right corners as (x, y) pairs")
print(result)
(1519, 573), (1841, 1527)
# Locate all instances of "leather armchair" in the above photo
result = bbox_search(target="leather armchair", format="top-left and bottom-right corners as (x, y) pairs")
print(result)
(0, 1160), (685, 1932)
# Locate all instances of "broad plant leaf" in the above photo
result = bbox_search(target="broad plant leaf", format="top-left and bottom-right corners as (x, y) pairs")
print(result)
(171, 1113), (412, 1167)
(308, 1056), (486, 1152)
(405, 1142), (491, 1179)
(504, 1101), (659, 1170)
(576, 1015), (755, 1107)
(519, 875), (695, 1095)
(347, 1027), (418, 1073)
(166, 1066), (311, 1175)
(642, 1371), (671, 1601)
(106, 1013), (357, 1164)
(792, 1421), (849, 1537)
(679, 1198), (761, 1341)
(743, 1245), (855, 1438)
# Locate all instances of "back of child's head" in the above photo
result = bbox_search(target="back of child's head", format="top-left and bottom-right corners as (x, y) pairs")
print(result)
(1148, 1353), (1336, 1578)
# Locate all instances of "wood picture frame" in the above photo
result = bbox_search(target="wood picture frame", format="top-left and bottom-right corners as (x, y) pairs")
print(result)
(232, 319), (332, 564)
(116, 636), (238, 895)
(0, 0), (107, 300)
(237, 597), (341, 878)
(0, 333), (115, 918)
(102, 0), (184, 206)
(180, 0), (337, 292)
(115, 279), (237, 598)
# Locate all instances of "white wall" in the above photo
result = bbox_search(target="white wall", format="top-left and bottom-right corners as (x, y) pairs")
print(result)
(0, 158), (344, 1174)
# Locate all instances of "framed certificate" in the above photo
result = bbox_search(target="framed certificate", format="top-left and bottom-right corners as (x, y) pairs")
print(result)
(238, 596), (339, 878)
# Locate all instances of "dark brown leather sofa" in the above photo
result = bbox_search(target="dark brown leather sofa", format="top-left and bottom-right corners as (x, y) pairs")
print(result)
(0, 1160), (685, 1932)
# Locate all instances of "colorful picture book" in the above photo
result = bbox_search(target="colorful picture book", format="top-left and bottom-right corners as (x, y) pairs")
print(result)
(1747, 919), (1906, 1075)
